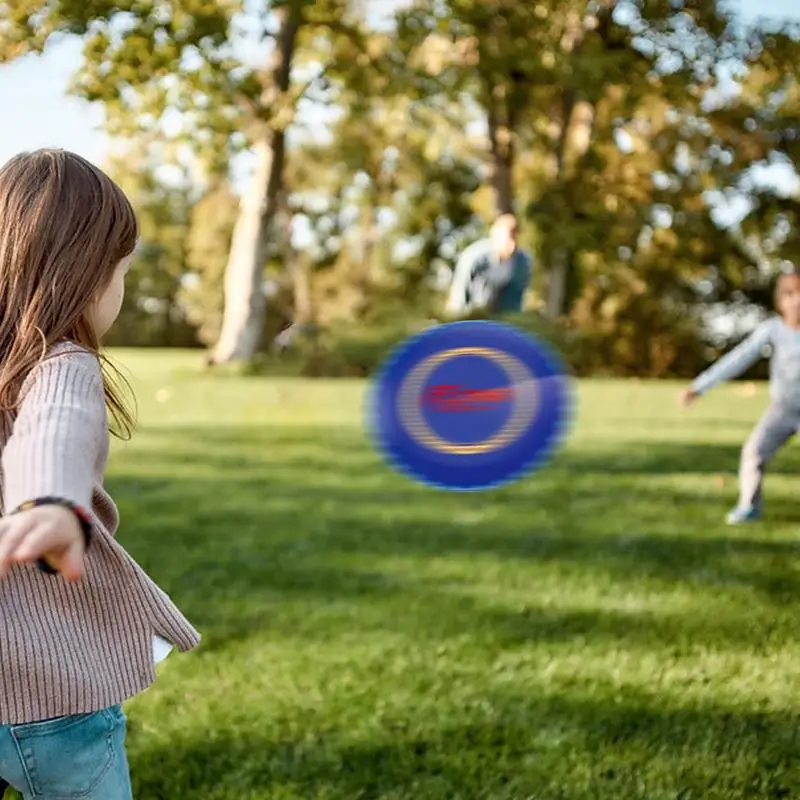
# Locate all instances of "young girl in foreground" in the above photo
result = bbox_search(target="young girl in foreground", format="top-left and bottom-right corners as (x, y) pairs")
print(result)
(0, 149), (200, 798)
(681, 269), (800, 525)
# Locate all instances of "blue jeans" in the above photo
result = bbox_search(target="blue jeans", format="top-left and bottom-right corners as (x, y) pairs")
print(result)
(0, 705), (132, 799)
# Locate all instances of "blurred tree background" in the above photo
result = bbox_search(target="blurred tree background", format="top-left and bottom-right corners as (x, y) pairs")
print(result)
(1, 0), (798, 377)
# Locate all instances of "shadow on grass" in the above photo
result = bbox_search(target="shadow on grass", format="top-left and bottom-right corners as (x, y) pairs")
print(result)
(194, 586), (800, 657)
(119, 422), (800, 478)
(111, 426), (800, 554)
(104, 424), (800, 654)
(129, 688), (800, 799)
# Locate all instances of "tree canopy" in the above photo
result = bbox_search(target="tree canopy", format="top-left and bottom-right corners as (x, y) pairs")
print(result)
(2, 0), (798, 376)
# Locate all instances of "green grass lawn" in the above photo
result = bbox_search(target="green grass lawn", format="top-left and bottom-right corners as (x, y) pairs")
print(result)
(18, 349), (800, 799)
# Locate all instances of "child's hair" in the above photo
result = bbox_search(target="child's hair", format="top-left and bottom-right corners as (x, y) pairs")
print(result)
(774, 264), (800, 304)
(0, 149), (137, 438)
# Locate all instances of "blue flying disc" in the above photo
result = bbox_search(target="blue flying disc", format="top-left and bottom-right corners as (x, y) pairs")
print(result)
(367, 320), (574, 491)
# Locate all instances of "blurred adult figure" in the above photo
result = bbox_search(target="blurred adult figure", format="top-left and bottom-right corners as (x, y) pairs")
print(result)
(445, 213), (533, 317)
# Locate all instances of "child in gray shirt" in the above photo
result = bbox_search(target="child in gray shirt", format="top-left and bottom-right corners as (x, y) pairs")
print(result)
(681, 269), (800, 524)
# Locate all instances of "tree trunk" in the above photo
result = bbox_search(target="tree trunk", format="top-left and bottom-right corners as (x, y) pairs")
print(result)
(487, 87), (515, 215)
(543, 8), (598, 321)
(210, 4), (301, 365)
(289, 253), (312, 325)
(546, 96), (596, 319)
(283, 211), (313, 325)
(546, 247), (571, 320)
(361, 191), (380, 286)
(163, 287), (174, 347)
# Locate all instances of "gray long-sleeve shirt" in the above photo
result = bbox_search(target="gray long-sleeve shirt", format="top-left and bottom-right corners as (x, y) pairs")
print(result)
(692, 316), (800, 406)
(446, 239), (532, 316)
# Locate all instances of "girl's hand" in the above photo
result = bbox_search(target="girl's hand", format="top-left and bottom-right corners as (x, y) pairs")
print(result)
(0, 505), (86, 581)
(679, 387), (700, 408)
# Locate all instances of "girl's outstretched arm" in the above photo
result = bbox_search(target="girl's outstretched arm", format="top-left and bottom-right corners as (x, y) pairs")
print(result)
(2, 348), (104, 511)
(0, 348), (104, 578)
(691, 318), (776, 397)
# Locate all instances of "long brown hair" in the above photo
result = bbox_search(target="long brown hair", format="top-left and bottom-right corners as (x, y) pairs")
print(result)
(0, 149), (137, 438)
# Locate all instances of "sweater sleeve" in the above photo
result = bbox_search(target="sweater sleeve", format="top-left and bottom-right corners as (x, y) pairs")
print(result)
(2, 349), (106, 514)
(692, 319), (774, 396)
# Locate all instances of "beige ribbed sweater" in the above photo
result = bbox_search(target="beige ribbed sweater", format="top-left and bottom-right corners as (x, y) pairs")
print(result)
(0, 344), (200, 725)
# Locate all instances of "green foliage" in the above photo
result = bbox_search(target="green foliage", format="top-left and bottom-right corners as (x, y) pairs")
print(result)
(703, 27), (800, 312)
(255, 308), (592, 380)
(258, 311), (433, 378)
(568, 271), (709, 378)
(3, 0), (799, 376)
(103, 146), (201, 348)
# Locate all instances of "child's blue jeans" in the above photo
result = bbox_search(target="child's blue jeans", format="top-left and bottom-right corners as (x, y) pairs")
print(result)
(0, 705), (132, 799)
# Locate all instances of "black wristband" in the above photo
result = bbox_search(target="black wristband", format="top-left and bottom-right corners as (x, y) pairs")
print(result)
(10, 497), (92, 576)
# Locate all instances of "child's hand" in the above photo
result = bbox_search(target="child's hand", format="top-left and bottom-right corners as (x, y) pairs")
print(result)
(679, 388), (700, 408)
(0, 505), (87, 581)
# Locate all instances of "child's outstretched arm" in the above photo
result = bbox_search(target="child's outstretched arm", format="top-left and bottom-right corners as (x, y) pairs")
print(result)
(445, 248), (475, 316)
(445, 241), (489, 317)
(0, 349), (104, 579)
(681, 319), (774, 406)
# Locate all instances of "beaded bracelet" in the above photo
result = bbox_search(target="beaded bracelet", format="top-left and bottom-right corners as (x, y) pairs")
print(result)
(10, 497), (92, 576)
